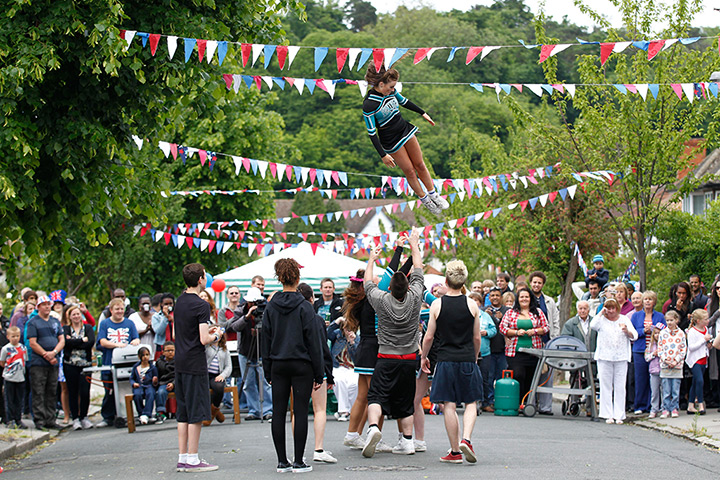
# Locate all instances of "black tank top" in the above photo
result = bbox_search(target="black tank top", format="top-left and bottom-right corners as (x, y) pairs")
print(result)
(355, 298), (377, 339)
(435, 295), (476, 363)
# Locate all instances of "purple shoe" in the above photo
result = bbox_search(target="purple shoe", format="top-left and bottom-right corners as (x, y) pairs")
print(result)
(176, 463), (186, 472)
(184, 460), (218, 472)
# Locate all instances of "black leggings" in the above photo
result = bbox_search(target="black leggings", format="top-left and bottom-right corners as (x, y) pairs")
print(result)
(209, 373), (225, 407)
(270, 360), (314, 464)
(506, 353), (538, 402)
(63, 364), (91, 420)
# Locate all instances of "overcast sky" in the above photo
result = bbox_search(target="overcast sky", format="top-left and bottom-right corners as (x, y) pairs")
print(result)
(365, 0), (720, 30)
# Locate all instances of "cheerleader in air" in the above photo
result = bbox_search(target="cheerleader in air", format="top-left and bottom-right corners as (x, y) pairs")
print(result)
(363, 65), (448, 215)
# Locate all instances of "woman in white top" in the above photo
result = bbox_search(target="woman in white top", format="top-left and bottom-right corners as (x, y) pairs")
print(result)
(590, 298), (638, 424)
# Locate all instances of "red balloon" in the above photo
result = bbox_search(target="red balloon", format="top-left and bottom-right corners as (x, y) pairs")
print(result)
(211, 278), (226, 292)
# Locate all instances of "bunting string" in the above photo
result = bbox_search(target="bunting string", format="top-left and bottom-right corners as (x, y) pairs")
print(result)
(220, 74), (720, 102)
(572, 241), (589, 277)
(119, 28), (717, 70)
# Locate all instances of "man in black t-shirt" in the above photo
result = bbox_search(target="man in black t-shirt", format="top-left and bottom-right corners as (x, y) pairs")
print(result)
(174, 263), (221, 473)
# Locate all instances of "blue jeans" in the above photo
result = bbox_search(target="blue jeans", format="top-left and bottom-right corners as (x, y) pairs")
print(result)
(662, 377), (681, 412)
(633, 351), (651, 412)
(689, 363), (707, 404)
(239, 354), (272, 417)
(156, 385), (169, 414)
(101, 371), (116, 422)
(133, 385), (155, 417)
(479, 353), (507, 406)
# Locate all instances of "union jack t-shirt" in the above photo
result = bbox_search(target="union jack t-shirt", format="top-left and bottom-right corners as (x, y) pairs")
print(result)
(97, 317), (139, 366)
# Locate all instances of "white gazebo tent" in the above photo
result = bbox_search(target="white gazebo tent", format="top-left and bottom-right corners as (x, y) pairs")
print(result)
(212, 242), (367, 306)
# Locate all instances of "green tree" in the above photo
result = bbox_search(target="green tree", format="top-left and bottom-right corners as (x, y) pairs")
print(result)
(345, 0), (377, 32)
(283, 191), (346, 240)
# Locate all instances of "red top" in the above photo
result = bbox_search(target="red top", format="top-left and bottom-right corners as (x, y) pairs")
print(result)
(499, 309), (548, 357)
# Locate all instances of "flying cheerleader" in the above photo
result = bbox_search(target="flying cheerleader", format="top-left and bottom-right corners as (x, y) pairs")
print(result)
(362, 64), (448, 215)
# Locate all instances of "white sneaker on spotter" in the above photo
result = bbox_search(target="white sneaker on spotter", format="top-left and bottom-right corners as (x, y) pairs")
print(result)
(344, 434), (365, 449)
(429, 192), (450, 210)
(413, 440), (427, 452)
(376, 440), (393, 453)
(362, 426), (382, 458)
(313, 450), (337, 463)
(392, 436), (415, 455)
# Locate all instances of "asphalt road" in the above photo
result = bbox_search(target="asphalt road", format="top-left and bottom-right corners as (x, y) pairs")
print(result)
(2, 406), (718, 479)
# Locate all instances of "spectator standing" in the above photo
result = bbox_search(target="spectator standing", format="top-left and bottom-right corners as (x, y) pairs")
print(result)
(658, 311), (686, 418)
(152, 294), (175, 360)
(529, 271), (559, 415)
(0, 301), (9, 424)
(327, 318), (358, 425)
(96, 298), (139, 427)
(496, 273), (512, 295)
(470, 281), (483, 294)
(689, 274), (709, 312)
(705, 277), (720, 409)
(614, 283), (634, 317)
(629, 291), (666, 414)
(644, 326), (663, 418)
(667, 282), (692, 330)
(97, 289), (136, 324)
(584, 279), (604, 314)
(502, 292), (515, 308)
(198, 291), (219, 323)
(155, 341), (176, 423)
(482, 287), (510, 412)
(62, 305), (95, 430)
(262, 259), (324, 473)
(10, 290), (37, 327)
(129, 294), (156, 356)
(686, 309), (711, 415)
(174, 263), (221, 473)
(314, 278), (344, 324)
(26, 295), (65, 430)
(590, 299), (638, 424)
(203, 335), (231, 426)
(130, 346), (158, 425)
(468, 292), (497, 413)
(0, 326), (27, 428)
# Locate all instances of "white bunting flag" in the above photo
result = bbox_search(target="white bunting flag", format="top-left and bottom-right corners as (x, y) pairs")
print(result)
(206, 40), (217, 63)
(348, 48), (361, 70)
(167, 36), (178, 59)
(287, 46), (301, 68)
(232, 156), (242, 176)
(158, 141), (171, 157)
(251, 44), (264, 67)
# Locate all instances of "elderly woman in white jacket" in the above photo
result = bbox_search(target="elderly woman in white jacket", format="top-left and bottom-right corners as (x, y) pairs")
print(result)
(204, 335), (232, 425)
(590, 298), (638, 424)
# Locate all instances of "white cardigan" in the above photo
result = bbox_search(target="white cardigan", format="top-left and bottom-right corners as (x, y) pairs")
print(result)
(590, 314), (638, 362)
(685, 327), (709, 368)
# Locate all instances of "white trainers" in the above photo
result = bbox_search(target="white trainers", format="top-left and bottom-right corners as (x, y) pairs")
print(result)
(94, 420), (110, 428)
(429, 192), (450, 210)
(72, 418), (82, 431)
(139, 415), (149, 425)
(362, 426), (382, 458)
(413, 440), (427, 452)
(392, 436), (415, 455)
(343, 434), (365, 449)
(312, 450), (337, 463)
(80, 418), (94, 429)
(375, 440), (393, 453)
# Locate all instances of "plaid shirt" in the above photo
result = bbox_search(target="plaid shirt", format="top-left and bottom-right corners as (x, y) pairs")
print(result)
(499, 308), (548, 357)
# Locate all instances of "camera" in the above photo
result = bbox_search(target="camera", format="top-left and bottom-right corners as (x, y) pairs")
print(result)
(167, 306), (174, 313)
(252, 298), (267, 321)
(142, 304), (151, 312)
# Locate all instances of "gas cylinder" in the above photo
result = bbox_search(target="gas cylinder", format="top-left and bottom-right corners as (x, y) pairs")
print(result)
(494, 370), (520, 416)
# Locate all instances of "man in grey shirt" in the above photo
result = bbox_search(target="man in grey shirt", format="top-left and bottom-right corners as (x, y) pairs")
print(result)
(361, 227), (423, 458)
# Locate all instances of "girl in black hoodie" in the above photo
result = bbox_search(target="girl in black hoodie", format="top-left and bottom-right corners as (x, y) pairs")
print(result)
(261, 259), (324, 473)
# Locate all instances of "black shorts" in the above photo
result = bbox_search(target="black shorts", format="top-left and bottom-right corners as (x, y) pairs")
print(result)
(367, 357), (416, 419)
(175, 372), (211, 424)
(354, 337), (379, 375)
(429, 361), (483, 404)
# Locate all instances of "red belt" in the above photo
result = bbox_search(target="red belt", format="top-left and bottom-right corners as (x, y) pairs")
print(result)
(378, 353), (418, 360)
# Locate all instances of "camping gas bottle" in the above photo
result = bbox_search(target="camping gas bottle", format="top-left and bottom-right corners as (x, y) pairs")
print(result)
(494, 370), (520, 416)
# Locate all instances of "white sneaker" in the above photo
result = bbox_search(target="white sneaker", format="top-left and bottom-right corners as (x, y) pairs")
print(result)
(413, 440), (427, 452)
(95, 420), (110, 428)
(312, 450), (337, 463)
(362, 426), (382, 458)
(72, 418), (82, 431)
(392, 436), (415, 455)
(80, 418), (94, 429)
(140, 415), (149, 425)
(375, 440), (393, 453)
(429, 192), (450, 210)
(338, 413), (349, 422)
(421, 197), (442, 215)
(343, 434), (365, 449)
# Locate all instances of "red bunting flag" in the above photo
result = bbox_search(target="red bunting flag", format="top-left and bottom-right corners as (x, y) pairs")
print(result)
(520, 200), (529, 212)
(222, 74), (233, 89)
(241, 43), (251, 67)
(149, 34), (161, 56)
(671, 84), (683, 99)
(548, 191), (558, 203)
(600, 43), (615, 66)
(414, 47), (431, 64)
(336, 47), (349, 72)
(647, 40), (666, 60)
(197, 39), (207, 62)
(277, 45), (288, 69)
(465, 46), (484, 65)
(311, 243), (319, 255)
(372, 48), (384, 72)
(208, 240), (216, 252)
(538, 44), (556, 63)
(186, 236), (194, 249)
(164, 232), (171, 245)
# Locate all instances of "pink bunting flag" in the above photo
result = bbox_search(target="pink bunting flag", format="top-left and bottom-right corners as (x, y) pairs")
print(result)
(198, 150), (207, 166)
(648, 40), (666, 60)
(277, 45), (288, 69)
(170, 143), (178, 159)
(671, 84), (683, 99)
(222, 74), (233, 89)
(336, 48), (349, 72)
(600, 43), (614, 65)
(309, 168), (317, 184)
(538, 44), (556, 63)
(511, 84), (523, 92)
(285, 77), (295, 87)
(269, 162), (277, 178)
(624, 84), (638, 94)
(241, 43), (251, 67)
(149, 34), (160, 56)
(331, 171), (340, 185)
(242, 157), (251, 173)
(197, 39), (207, 62)
(465, 46), (484, 65)
(372, 48), (384, 72)
(414, 48), (431, 64)
(254, 76), (261, 90)
(315, 79), (328, 92)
